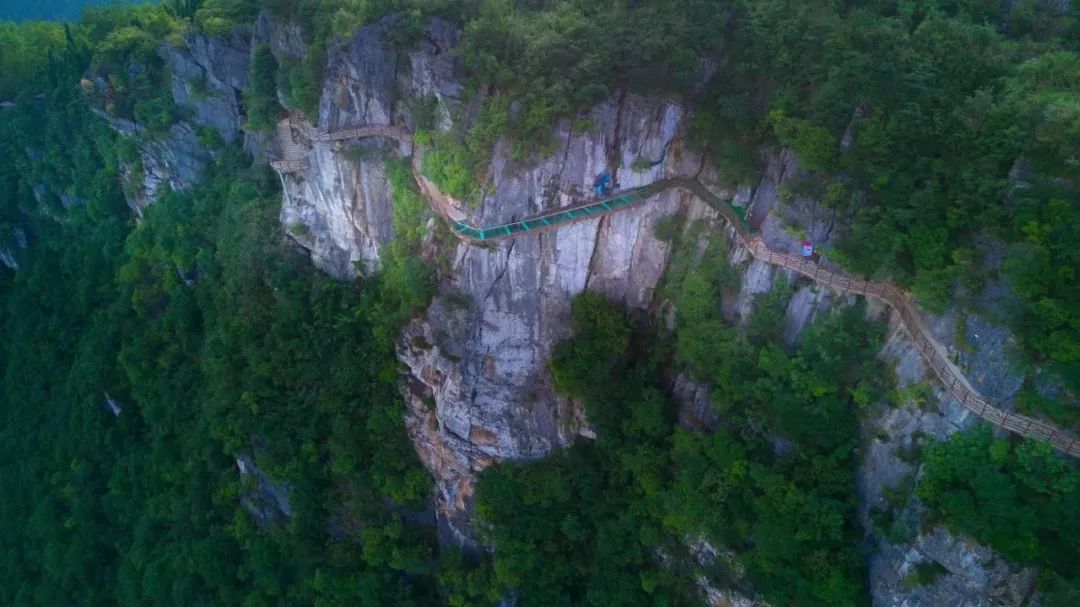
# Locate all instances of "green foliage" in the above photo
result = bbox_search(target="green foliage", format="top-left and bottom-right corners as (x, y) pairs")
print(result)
(769, 109), (838, 172)
(480, 286), (889, 606)
(420, 98), (510, 201)
(1004, 194), (1080, 391)
(918, 428), (1080, 600)
(0, 20), (447, 603)
(0, 22), (65, 99)
(246, 44), (280, 132)
(902, 561), (949, 589)
(479, 297), (692, 605)
(368, 157), (435, 351)
(651, 214), (685, 243)
(132, 88), (179, 134)
(686, 0), (1080, 408)
(164, 0), (205, 21)
(550, 292), (631, 399)
(278, 45), (326, 120)
(421, 131), (481, 200)
(458, 0), (724, 147)
(194, 0), (260, 36)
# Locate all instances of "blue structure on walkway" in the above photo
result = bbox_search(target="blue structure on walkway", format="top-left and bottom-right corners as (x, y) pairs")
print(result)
(593, 171), (613, 196)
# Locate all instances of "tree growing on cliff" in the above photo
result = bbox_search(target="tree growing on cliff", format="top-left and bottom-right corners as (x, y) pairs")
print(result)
(246, 44), (280, 132)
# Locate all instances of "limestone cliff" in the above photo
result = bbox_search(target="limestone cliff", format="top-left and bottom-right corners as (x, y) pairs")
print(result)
(262, 17), (1046, 604)
(122, 30), (251, 212)
(693, 150), (1043, 607)
(274, 17), (460, 278)
(398, 93), (712, 545)
(84, 12), (1055, 605)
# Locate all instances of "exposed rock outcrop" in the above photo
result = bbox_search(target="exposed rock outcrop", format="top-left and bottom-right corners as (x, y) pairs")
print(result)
(159, 32), (249, 144)
(397, 92), (717, 545)
(276, 17), (459, 277)
(88, 11), (1053, 605)
(0, 227), (27, 270)
(235, 453), (293, 527)
(123, 121), (216, 211)
(102, 30), (250, 212)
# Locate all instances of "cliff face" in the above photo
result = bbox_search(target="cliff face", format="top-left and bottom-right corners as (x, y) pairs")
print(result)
(89, 12), (1047, 605)
(268, 17), (714, 544)
(105, 30), (250, 212)
(399, 93), (712, 545)
(701, 151), (1040, 607)
(265, 19), (1041, 603)
(275, 17), (460, 278)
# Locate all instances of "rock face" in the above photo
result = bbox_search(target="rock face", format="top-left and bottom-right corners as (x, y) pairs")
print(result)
(108, 30), (250, 211)
(398, 91), (715, 545)
(235, 453), (293, 527)
(125, 122), (216, 211)
(677, 150), (1043, 607)
(160, 32), (250, 144)
(276, 17), (460, 277)
(0, 227), (27, 270)
(278, 30), (1044, 605)
(84, 11), (1051, 604)
(871, 526), (1037, 607)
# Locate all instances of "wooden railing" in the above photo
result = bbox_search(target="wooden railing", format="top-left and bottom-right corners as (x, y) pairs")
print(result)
(300, 122), (411, 143)
(264, 118), (1080, 457)
(743, 238), (1080, 457)
(270, 116), (409, 173)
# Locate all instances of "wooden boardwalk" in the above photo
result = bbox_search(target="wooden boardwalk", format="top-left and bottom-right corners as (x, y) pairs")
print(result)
(270, 119), (1080, 458)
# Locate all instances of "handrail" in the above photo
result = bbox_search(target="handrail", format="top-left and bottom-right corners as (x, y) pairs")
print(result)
(268, 116), (1080, 458)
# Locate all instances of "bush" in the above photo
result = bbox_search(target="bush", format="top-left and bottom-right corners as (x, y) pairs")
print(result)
(550, 293), (631, 399)
(902, 561), (949, 589)
(652, 214), (685, 243)
(918, 428), (1080, 594)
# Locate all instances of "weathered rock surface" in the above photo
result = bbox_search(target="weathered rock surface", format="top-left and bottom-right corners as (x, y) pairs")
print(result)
(253, 10), (306, 61)
(264, 18), (1050, 596)
(103, 31), (250, 211)
(871, 526), (1038, 607)
(0, 227), (27, 270)
(81, 11), (1053, 605)
(235, 453), (293, 527)
(125, 121), (216, 211)
(278, 137), (406, 278)
(277, 17), (458, 277)
(159, 32), (249, 143)
(398, 91), (715, 545)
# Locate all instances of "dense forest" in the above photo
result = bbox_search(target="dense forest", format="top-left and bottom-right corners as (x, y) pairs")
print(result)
(2, 0), (1079, 605)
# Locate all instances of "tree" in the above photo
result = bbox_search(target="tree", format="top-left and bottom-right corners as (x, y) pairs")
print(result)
(246, 44), (280, 132)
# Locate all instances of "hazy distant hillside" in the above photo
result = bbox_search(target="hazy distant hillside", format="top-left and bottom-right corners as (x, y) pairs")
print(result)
(0, 0), (142, 22)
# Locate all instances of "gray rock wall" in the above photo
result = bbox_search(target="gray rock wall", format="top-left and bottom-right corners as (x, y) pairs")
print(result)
(398, 92), (709, 545)
(277, 18), (459, 277)
(115, 30), (251, 212)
